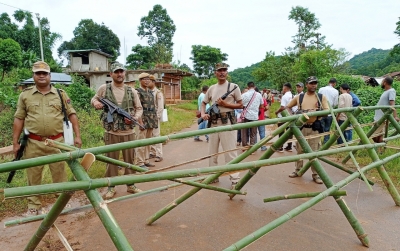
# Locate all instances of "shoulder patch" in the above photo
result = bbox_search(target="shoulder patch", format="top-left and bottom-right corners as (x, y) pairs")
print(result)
(23, 86), (33, 92)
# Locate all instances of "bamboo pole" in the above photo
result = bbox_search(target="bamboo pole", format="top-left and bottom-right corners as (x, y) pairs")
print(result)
(285, 110), (370, 247)
(224, 151), (400, 251)
(172, 179), (246, 195)
(347, 113), (400, 206)
(67, 158), (133, 251)
(3, 144), (384, 199)
(263, 190), (347, 203)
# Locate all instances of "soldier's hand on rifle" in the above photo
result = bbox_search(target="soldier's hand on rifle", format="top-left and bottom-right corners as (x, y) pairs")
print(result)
(93, 100), (104, 110)
(124, 117), (132, 125)
(201, 113), (210, 120)
(216, 98), (228, 107)
(13, 143), (20, 159)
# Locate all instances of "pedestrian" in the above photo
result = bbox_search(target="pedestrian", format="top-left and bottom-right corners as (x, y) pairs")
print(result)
(201, 63), (243, 188)
(255, 87), (268, 151)
(318, 78), (339, 143)
(240, 82), (263, 149)
(91, 62), (144, 199)
(336, 84), (353, 144)
(346, 87), (361, 141)
(275, 83), (294, 152)
(13, 61), (82, 216)
(149, 75), (164, 162)
(295, 82), (304, 95)
(236, 88), (249, 146)
(194, 85), (209, 142)
(265, 89), (272, 118)
(135, 73), (158, 169)
(286, 76), (329, 184)
(373, 77), (400, 143)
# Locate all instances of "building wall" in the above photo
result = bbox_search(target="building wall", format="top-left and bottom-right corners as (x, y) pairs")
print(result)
(90, 74), (112, 90)
(71, 57), (82, 71)
(89, 52), (108, 71)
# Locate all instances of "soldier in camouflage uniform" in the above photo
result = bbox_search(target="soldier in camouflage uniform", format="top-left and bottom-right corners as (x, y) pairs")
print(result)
(148, 75), (164, 162)
(136, 73), (158, 168)
(91, 63), (143, 199)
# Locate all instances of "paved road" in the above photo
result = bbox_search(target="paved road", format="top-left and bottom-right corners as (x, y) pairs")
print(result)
(1, 123), (400, 250)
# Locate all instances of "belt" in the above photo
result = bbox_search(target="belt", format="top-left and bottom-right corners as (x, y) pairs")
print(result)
(302, 124), (313, 128)
(143, 108), (155, 111)
(29, 132), (63, 141)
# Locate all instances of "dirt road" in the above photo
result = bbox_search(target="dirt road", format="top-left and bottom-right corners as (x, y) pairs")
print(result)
(1, 123), (400, 250)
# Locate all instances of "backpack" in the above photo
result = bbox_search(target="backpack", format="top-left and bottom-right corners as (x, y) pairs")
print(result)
(298, 93), (323, 110)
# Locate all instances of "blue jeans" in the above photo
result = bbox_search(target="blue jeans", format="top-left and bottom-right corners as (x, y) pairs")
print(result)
(257, 125), (267, 150)
(337, 120), (351, 144)
(194, 120), (209, 140)
(321, 116), (333, 144)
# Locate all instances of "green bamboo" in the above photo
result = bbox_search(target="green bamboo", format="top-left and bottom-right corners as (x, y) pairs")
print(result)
(383, 134), (400, 142)
(342, 109), (393, 164)
(172, 179), (246, 195)
(387, 114), (400, 136)
(287, 110), (370, 247)
(318, 157), (374, 185)
(24, 191), (74, 251)
(224, 151), (400, 251)
(5, 177), (206, 228)
(263, 190), (347, 203)
(297, 107), (363, 176)
(145, 121), (293, 225)
(68, 159), (133, 251)
(347, 113), (400, 206)
(4, 143), (384, 200)
(229, 117), (308, 200)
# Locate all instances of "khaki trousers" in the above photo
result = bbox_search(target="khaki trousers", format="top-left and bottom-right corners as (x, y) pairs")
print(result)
(150, 120), (162, 157)
(136, 128), (154, 166)
(24, 137), (67, 210)
(209, 120), (240, 182)
(295, 127), (319, 175)
(104, 132), (136, 182)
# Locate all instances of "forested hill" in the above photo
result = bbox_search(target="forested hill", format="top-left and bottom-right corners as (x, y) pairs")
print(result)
(229, 62), (271, 89)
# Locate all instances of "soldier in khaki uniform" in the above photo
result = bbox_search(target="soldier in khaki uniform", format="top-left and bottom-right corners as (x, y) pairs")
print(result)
(13, 61), (82, 216)
(201, 63), (243, 188)
(286, 76), (329, 184)
(135, 73), (158, 168)
(92, 63), (143, 199)
(148, 75), (164, 162)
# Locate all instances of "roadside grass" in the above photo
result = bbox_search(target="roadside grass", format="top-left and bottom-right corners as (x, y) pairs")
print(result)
(0, 101), (198, 219)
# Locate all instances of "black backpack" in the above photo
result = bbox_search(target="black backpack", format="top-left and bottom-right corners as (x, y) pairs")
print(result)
(298, 93), (323, 110)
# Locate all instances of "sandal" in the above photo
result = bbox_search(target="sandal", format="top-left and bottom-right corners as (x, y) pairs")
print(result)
(155, 157), (163, 162)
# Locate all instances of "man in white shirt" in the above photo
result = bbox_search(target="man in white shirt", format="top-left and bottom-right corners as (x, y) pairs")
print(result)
(318, 78), (339, 143)
(240, 82), (263, 148)
(335, 84), (353, 144)
(275, 83), (294, 152)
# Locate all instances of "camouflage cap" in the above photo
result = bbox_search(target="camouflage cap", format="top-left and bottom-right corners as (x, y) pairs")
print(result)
(138, 72), (150, 80)
(306, 76), (318, 84)
(149, 75), (156, 81)
(110, 62), (126, 72)
(215, 63), (229, 71)
(32, 61), (50, 73)
(296, 82), (304, 87)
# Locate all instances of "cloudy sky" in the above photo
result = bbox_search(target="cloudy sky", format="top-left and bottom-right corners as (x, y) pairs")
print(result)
(1, 0), (400, 70)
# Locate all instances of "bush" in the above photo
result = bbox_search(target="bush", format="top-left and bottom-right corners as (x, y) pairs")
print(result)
(356, 86), (384, 124)
(318, 74), (365, 92)
(0, 108), (15, 147)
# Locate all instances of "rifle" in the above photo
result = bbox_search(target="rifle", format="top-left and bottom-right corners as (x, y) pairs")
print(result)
(198, 85), (238, 125)
(98, 97), (145, 130)
(7, 128), (29, 184)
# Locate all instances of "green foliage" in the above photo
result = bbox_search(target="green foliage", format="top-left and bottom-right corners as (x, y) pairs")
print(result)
(348, 48), (391, 76)
(355, 86), (383, 124)
(390, 17), (400, 56)
(190, 45), (228, 78)
(58, 19), (120, 60)
(21, 50), (39, 68)
(0, 107), (15, 147)
(0, 38), (22, 81)
(229, 62), (271, 89)
(181, 76), (201, 91)
(318, 74), (365, 92)
(126, 44), (155, 69)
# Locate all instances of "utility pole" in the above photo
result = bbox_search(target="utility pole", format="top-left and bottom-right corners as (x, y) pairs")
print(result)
(36, 13), (44, 61)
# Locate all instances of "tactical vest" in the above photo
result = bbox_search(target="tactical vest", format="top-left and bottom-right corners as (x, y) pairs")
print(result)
(137, 87), (158, 129)
(101, 84), (135, 131)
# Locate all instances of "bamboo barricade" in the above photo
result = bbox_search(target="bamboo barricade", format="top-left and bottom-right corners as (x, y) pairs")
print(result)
(1, 105), (400, 250)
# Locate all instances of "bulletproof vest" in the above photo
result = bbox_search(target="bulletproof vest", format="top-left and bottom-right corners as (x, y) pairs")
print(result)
(137, 87), (158, 129)
(101, 84), (135, 131)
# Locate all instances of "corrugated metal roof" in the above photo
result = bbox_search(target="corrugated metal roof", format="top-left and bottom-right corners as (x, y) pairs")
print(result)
(19, 73), (72, 85)
(65, 49), (113, 58)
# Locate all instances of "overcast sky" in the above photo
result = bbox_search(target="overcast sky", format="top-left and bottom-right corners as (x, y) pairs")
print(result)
(1, 0), (400, 70)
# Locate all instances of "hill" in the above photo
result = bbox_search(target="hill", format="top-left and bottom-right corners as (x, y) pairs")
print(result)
(229, 62), (271, 89)
(348, 48), (400, 76)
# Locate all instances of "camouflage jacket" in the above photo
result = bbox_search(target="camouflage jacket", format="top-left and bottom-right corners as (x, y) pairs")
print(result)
(137, 87), (158, 129)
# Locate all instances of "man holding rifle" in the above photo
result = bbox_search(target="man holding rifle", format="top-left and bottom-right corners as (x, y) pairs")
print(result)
(92, 62), (143, 199)
(13, 61), (81, 216)
(201, 63), (243, 188)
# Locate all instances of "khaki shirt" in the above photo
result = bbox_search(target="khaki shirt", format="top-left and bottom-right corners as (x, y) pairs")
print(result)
(150, 87), (164, 119)
(287, 93), (329, 124)
(202, 81), (242, 113)
(14, 85), (76, 136)
(337, 93), (352, 121)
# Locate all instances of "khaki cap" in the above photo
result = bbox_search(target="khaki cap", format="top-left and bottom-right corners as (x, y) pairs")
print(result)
(138, 72), (150, 80)
(32, 61), (50, 73)
(149, 75), (156, 81)
(215, 63), (229, 71)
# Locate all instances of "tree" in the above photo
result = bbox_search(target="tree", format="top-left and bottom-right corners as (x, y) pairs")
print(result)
(287, 6), (327, 54)
(58, 19), (120, 60)
(137, 5), (176, 63)
(390, 17), (400, 56)
(190, 45), (228, 78)
(0, 38), (22, 81)
(126, 44), (155, 69)
(21, 50), (39, 68)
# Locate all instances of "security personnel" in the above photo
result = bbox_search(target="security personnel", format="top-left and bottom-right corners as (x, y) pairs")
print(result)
(148, 75), (164, 162)
(201, 63), (243, 188)
(286, 76), (329, 184)
(136, 73), (158, 168)
(13, 61), (82, 216)
(92, 62), (143, 199)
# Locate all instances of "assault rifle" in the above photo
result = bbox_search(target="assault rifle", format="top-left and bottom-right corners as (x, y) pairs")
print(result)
(197, 85), (238, 125)
(98, 97), (145, 130)
(7, 128), (29, 185)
